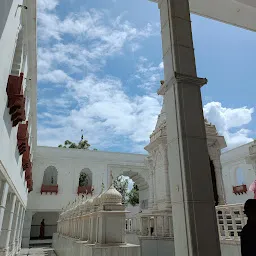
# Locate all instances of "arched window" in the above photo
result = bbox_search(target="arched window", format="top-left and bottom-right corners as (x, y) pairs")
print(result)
(43, 166), (58, 185)
(235, 168), (244, 185)
(79, 168), (92, 187)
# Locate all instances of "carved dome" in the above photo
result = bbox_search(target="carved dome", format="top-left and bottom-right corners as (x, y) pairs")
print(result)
(101, 185), (122, 205)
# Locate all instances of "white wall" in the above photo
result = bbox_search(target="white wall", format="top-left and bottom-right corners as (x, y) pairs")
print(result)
(0, 0), (36, 207)
(27, 146), (148, 212)
(221, 141), (255, 204)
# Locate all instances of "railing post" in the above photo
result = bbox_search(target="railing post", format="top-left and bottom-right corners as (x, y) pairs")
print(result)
(222, 207), (229, 239)
(147, 217), (150, 237)
(239, 205), (246, 227)
(230, 209), (239, 239)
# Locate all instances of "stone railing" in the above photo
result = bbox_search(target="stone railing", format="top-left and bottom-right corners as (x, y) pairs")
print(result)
(127, 214), (173, 238)
(215, 204), (246, 241)
(54, 185), (140, 256)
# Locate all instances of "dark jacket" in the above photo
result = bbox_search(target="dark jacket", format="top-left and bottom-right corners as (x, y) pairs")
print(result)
(241, 222), (256, 256)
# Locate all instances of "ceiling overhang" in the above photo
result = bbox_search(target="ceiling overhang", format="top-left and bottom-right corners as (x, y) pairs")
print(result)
(150, 0), (256, 32)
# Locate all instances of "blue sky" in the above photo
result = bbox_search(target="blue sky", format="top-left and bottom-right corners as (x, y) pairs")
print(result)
(37, 0), (255, 153)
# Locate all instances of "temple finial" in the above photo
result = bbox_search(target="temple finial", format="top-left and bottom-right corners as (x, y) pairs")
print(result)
(81, 129), (84, 141)
(110, 170), (114, 186)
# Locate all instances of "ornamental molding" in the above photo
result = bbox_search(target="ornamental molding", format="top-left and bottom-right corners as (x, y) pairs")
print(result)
(158, 72), (207, 95)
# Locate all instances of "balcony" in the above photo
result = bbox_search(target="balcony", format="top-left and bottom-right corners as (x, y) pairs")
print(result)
(27, 179), (33, 193)
(233, 184), (247, 195)
(17, 122), (28, 155)
(41, 184), (59, 195)
(25, 166), (32, 180)
(77, 186), (94, 195)
(22, 148), (31, 170)
(6, 73), (26, 126)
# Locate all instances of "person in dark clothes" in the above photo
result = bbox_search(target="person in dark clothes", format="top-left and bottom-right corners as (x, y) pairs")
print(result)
(39, 219), (45, 239)
(241, 199), (256, 256)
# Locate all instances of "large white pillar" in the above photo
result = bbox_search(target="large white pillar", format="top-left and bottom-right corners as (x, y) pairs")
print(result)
(21, 210), (33, 248)
(16, 207), (24, 251)
(155, 0), (221, 255)
(0, 182), (9, 234)
(10, 202), (20, 254)
(15, 205), (25, 250)
(0, 193), (16, 256)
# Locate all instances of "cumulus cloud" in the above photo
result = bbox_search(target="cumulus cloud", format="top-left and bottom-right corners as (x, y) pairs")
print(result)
(203, 102), (254, 149)
(37, 0), (254, 154)
(38, 75), (162, 152)
(133, 57), (164, 91)
(37, 3), (159, 82)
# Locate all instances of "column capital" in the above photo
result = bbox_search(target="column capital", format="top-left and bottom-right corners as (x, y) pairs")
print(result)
(158, 72), (207, 96)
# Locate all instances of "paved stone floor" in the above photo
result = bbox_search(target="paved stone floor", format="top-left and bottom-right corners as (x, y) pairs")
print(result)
(19, 247), (56, 256)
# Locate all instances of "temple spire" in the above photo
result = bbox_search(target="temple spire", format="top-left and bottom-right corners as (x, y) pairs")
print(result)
(110, 170), (114, 186)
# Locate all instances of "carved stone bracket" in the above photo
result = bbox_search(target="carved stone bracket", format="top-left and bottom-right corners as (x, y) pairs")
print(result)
(157, 72), (207, 95)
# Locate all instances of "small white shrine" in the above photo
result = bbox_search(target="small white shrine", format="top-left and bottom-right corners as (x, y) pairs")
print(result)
(53, 178), (140, 256)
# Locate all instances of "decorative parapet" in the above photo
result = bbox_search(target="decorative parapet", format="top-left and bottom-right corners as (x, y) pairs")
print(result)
(41, 184), (59, 195)
(6, 73), (26, 127)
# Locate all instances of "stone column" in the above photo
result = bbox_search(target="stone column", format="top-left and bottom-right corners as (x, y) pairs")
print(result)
(16, 207), (24, 251)
(148, 171), (154, 210)
(21, 210), (32, 248)
(161, 143), (172, 210)
(0, 193), (16, 256)
(145, 157), (155, 210)
(155, 0), (221, 255)
(9, 201), (20, 253)
(0, 181), (9, 234)
(212, 158), (226, 205)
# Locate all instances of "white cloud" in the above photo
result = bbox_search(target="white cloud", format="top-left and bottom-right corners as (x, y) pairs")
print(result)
(159, 62), (164, 69)
(203, 102), (254, 149)
(133, 57), (164, 92)
(38, 0), (59, 11)
(38, 69), (72, 84)
(38, 75), (162, 152)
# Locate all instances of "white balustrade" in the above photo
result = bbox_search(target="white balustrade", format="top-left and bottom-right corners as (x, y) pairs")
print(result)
(128, 213), (173, 238)
(215, 204), (246, 241)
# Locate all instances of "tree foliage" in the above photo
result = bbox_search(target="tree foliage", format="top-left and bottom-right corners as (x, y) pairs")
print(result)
(113, 176), (129, 205)
(79, 173), (88, 187)
(113, 176), (139, 207)
(58, 139), (97, 150)
(128, 183), (139, 206)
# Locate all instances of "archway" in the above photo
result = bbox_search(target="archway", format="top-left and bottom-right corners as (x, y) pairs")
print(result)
(110, 167), (149, 212)
(30, 212), (59, 240)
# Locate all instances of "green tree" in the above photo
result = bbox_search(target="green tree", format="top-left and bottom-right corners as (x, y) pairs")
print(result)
(79, 173), (88, 187)
(128, 183), (139, 206)
(113, 176), (128, 205)
(58, 139), (96, 150)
